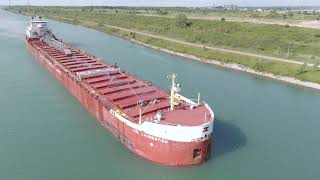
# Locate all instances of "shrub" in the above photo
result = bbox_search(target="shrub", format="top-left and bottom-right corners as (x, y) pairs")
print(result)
(312, 10), (317, 16)
(282, 14), (287, 19)
(255, 60), (267, 71)
(175, 13), (192, 28)
(156, 9), (168, 15)
(130, 31), (136, 39)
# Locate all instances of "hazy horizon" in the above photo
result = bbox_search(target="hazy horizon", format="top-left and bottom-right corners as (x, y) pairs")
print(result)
(1, 0), (320, 7)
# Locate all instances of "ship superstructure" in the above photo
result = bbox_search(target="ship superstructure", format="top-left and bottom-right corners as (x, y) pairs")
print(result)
(25, 16), (214, 165)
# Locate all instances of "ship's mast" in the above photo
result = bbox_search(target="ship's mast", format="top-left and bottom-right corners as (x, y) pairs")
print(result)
(167, 73), (180, 111)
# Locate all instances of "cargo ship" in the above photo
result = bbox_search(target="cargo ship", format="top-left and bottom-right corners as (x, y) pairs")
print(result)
(25, 16), (214, 166)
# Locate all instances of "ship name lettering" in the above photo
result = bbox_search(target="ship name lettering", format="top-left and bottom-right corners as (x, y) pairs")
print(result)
(141, 133), (168, 144)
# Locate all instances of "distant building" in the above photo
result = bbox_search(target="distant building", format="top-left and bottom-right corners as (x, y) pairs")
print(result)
(211, 4), (239, 11)
(210, 5), (223, 10)
(224, 4), (239, 11)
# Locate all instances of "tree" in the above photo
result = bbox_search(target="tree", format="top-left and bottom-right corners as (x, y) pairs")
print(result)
(175, 13), (192, 28)
(130, 31), (136, 39)
(221, 17), (226, 21)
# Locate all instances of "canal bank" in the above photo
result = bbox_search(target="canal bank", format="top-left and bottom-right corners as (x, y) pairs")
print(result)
(12, 10), (320, 92)
(130, 38), (320, 91)
(7, 7), (320, 91)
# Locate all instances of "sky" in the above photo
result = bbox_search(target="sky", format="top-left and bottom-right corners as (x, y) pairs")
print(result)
(1, 0), (320, 7)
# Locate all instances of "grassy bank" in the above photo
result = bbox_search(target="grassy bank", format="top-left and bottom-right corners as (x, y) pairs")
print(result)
(141, 9), (320, 21)
(10, 6), (320, 63)
(7, 6), (320, 84)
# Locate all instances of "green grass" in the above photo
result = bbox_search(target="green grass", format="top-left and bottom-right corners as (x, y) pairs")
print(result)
(84, 23), (320, 84)
(7, 6), (320, 84)
(9, 6), (320, 63)
(167, 10), (320, 21)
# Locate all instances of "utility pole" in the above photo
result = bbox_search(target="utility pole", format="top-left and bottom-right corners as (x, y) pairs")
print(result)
(259, 52), (262, 64)
(193, 30), (195, 41)
(287, 43), (291, 57)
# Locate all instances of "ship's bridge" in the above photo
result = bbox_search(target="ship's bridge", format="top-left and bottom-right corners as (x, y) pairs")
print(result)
(26, 16), (48, 39)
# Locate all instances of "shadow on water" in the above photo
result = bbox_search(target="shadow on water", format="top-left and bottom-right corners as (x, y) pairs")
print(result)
(211, 118), (247, 158)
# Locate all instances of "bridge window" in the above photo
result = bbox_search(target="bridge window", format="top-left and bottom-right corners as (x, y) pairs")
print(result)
(32, 32), (39, 36)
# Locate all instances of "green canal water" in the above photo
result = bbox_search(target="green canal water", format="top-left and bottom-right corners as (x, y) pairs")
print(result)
(1, 9), (320, 180)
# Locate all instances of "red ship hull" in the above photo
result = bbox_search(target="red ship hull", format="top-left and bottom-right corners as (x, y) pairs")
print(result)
(26, 39), (212, 166)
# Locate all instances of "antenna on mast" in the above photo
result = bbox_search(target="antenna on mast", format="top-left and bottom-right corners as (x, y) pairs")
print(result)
(27, 0), (31, 7)
(8, 0), (11, 7)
